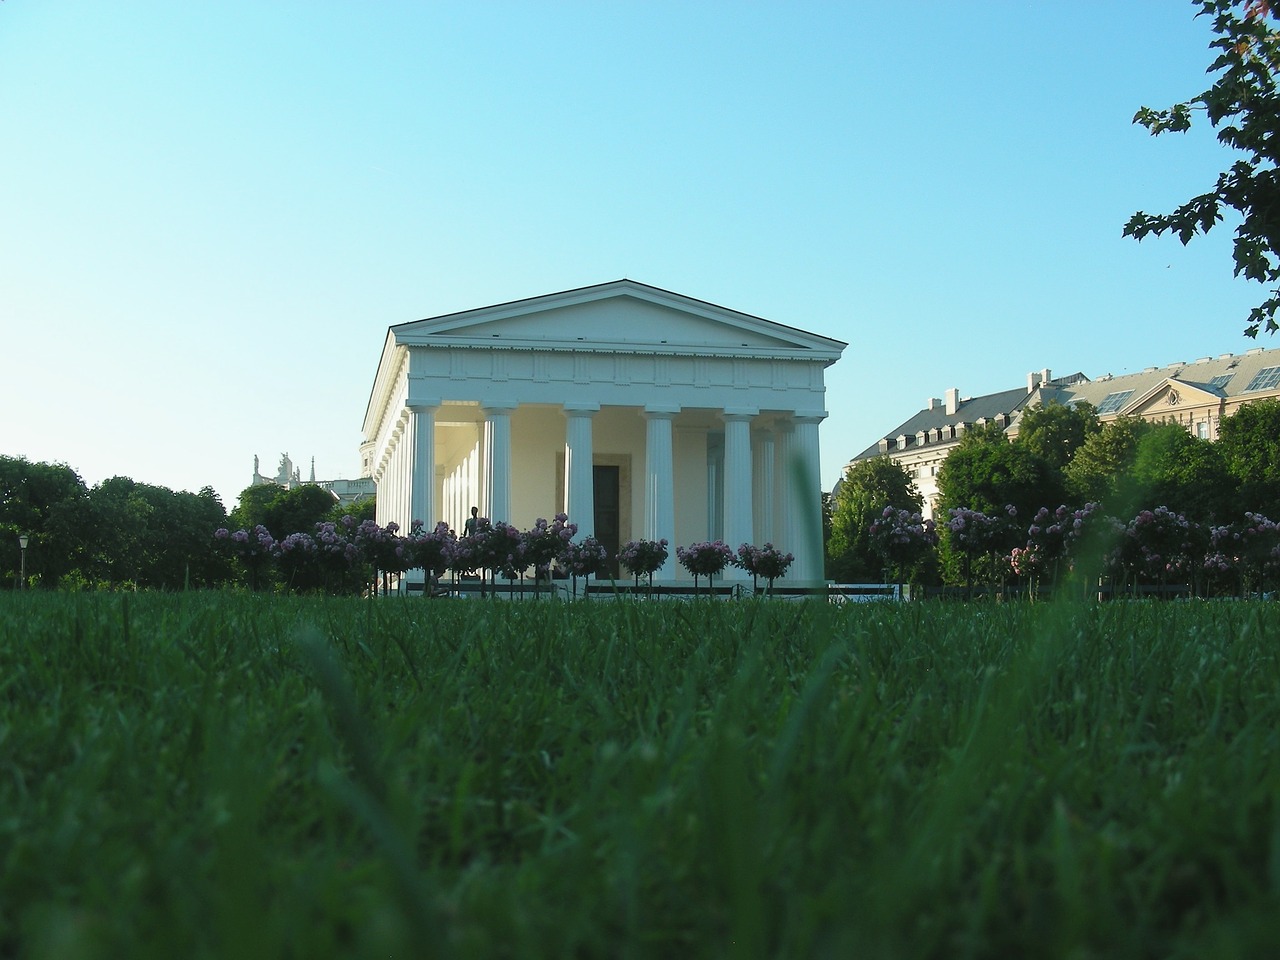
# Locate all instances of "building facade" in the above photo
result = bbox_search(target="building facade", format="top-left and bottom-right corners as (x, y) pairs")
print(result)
(250, 453), (374, 505)
(844, 346), (1280, 519)
(361, 280), (846, 584)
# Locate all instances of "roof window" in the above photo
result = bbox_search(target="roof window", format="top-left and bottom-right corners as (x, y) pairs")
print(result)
(1244, 366), (1280, 392)
(1096, 390), (1134, 415)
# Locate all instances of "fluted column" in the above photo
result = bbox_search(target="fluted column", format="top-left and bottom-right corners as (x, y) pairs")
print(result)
(773, 418), (796, 561)
(721, 408), (756, 579)
(408, 401), (438, 529)
(643, 405), (678, 572)
(790, 412), (827, 583)
(753, 427), (775, 546)
(482, 402), (517, 524)
(564, 403), (599, 536)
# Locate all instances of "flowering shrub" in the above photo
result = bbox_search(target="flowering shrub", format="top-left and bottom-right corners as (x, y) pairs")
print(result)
(1018, 503), (1105, 595)
(869, 507), (938, 585)
(486, 521), (529, 580)
(1205, 513), (1280, 595)
(619, 538), (669, 587)
(943, 505), (1019, 588)
(314, 518), (363, 572)
(1111, 506), (1205, 584)
(676, 540), (734, 592)
(214, 525), (276, 590)
(945, 506), (1010, 555)
(522, 514), (577, 582)
(405, 520), (455, 581)
(449, 515), (492, 577)
(736, 542), (794, 592)
(564, 536), (609, 591)
(273, 532), (318, 591)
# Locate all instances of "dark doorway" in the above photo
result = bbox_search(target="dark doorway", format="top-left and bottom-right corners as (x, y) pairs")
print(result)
(593, 464), (621, 579)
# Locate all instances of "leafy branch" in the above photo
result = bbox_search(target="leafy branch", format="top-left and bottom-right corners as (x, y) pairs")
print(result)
(1125, 0), (1280, 336)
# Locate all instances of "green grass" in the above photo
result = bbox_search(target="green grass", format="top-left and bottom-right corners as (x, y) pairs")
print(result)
(3, 593), (1280, 958)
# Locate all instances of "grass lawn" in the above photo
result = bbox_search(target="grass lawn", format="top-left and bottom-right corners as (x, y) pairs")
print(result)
(3, 592), (1280, 958)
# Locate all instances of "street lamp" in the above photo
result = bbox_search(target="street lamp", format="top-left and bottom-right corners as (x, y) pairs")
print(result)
(18, 533), (28, 590)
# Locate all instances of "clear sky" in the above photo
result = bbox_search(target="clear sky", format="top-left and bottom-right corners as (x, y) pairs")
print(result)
(1, 1), (1270, 512)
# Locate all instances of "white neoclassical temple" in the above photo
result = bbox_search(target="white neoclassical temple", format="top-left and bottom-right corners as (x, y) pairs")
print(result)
(361, 280), (846, 585)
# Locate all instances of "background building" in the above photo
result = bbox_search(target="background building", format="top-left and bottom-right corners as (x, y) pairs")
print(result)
(249, 453), (373, 505)
(844, 346), (1280, 518)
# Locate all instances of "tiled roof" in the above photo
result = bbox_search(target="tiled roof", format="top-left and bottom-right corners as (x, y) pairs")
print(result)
(1048, 348), (1280, 412)
(851, 386), (1052, 461)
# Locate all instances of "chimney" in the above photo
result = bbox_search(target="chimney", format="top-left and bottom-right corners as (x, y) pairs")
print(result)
(945, 387), (960, 416)
(1027, 371), (1042, 393)
(927, 397), (942, 412)
(1041, 368), (1052, 385)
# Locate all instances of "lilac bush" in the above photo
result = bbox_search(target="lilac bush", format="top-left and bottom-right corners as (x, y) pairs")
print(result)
(1017, 502), (1105, 596)
(1205, 513), (1280, 596)
(565, 536), (609, 593)
(945, 505), (1016, 589)
(213, 525), (276, 590)
(1109, 506), (1206, 589)
(869, 507), (938, 588)
(273, 531), (317, 590)
(619, 538), (669, 589)
(676, 540), (735, 593)
(405, 519), (455, 592)
(735, 542), (794, 594)
(522, 514), (577, 585)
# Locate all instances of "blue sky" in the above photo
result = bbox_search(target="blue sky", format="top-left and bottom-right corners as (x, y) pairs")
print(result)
(1, 2), (1269, 511)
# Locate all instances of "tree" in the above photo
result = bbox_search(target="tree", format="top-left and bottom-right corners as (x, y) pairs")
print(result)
(0, 456), (88, 587)
(48, 477), (232, 589)
(826, 457), (922, 582)
(937, 424), (1063, 521)
(1063, 416), (1157, 509)
(1124, 0), (1280, 337)
(1217, 396), (1280, 512)
(261, 485), (339, 540)
(228, 483), (283, 533)
(1014, 401), (1101, 474)
(1131, 422), (1238, 522)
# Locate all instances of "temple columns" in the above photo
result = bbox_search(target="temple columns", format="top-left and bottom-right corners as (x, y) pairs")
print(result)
(408, 401), (438, 529)
(790, 412), (826, 582)
(482, 402), (517, 524)
(564, 403), (598, 536)
(720, 409), (756, 578)
(643, 405), (678, 571)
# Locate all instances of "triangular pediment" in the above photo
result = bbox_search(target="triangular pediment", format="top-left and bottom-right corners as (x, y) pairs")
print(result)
(390, 280), (846, 359)
(1126, 377), (1224, 417)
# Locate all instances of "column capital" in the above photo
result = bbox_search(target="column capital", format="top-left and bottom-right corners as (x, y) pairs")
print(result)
(563, 402), (600, 417)
(793, 410), (829, 424)
(480, 401), (519, 415)
(720, 407), (759, 422)
(642, 403), (681, 419)
(407, 398), (442, 414)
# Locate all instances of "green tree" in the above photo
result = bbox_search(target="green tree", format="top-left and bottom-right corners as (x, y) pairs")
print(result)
(827, 457), (922, 582)
(228, 483), (282, 533)
(49, 477), (232, 589)
(1063, 416), (1157, 509)
(1217, 397), (1280, 513)
(262, 485), (339, 539)
(937, 424), (1063, 521)
(0, 456), (88, 587)
(1014, 401), (1101, 475)
(1125, 0), (1280, 337)
(328, 495), (376, 527)
(1131, 422), (1237, 522)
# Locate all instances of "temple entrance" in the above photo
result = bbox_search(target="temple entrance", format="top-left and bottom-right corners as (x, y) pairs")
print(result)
(593, 464), (621, 579)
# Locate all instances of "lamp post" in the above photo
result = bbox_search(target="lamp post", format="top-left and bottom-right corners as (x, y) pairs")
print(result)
(18, 533), (28, 590)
